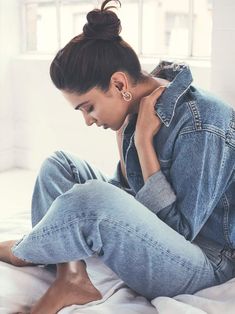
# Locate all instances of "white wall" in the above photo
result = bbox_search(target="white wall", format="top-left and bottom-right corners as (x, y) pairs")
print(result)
(11, 56), (119, 176)
(0, 0), (20, 171)
(1, 0), (235, 175)
(211, 0), (235, 105)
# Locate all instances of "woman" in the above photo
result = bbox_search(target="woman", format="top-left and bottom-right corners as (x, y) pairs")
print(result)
(1, 0), (235, 313)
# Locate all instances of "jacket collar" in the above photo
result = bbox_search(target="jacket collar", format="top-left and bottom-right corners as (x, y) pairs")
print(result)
(151, 61), (193, 127)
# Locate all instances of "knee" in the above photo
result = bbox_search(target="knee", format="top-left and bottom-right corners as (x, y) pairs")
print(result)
(56, 180), (126, 217)
(76, 179), (122, 204)
(38, 150), (85, 183)
(37, 151), (65, 181)
(70, 179), (117, 203)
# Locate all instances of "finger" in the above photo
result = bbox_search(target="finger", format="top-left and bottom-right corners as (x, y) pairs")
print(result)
(149, 85), (166, 99)
(151, 85), (166, 95)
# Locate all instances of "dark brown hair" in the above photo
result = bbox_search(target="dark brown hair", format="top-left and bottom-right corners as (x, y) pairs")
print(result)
(50, 0), (144, 94)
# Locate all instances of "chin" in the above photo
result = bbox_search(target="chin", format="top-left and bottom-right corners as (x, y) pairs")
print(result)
(107, 123), (118, 131)
(115, 123), (125, 131)
(110, 119), (126, 131)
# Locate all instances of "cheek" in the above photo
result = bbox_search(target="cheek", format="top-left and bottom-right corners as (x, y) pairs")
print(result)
(112, 101), (126, 115)
(110, 109), (125, 124)
(117, 105), (129, 121)
(113, 114), (128, 130)
(97, 100), (127, 125)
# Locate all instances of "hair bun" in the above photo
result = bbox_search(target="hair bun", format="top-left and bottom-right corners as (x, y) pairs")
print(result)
(83, 0), (121, 40)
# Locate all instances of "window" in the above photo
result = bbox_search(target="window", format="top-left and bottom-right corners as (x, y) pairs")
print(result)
(21, 0), (212, 58)
(23, 1), (58, 52)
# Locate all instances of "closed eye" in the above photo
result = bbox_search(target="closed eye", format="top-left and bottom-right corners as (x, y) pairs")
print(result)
(86, 105), (94, 113)
(77, 104), (94, 113)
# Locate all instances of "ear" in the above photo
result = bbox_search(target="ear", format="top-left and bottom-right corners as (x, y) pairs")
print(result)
(110, 72), (129, 93)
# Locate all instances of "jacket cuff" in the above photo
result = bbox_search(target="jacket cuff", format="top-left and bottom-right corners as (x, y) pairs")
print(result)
(135, 170), (176, 213)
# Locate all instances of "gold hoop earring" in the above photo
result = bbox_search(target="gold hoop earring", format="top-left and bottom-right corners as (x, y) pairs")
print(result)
(121, 91), (133, 102)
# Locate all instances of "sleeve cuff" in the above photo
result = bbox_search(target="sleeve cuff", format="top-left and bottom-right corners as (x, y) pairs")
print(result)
(135, 170), (176, 213)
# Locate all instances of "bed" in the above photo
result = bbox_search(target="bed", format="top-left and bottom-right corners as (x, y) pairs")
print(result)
(1, 209), (235, 314)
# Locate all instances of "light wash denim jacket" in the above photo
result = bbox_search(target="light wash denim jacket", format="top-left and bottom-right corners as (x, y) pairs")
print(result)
(117, 61), (235, 248)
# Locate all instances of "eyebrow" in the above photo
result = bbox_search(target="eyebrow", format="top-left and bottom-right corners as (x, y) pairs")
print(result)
(74, 101), (89, 110)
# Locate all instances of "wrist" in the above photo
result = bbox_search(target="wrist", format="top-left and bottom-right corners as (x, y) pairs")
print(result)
(135, 134), (153, 149)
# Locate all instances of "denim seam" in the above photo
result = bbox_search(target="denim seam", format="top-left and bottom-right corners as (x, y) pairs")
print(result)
(124, 135), (133, 166)
(225, 122), (235, 149)
(47, 151), (80, 183)
(201, 249), (224, 273)
(188, 101), (202, 130)
(231, 109), (235, 130)
(157, 83), (191, 127)
(179, 127), (229, 205)
(68, 162), (82, 182)
(180, 127), (225, 139)
(18, 216), (212, 274)
(222, 193), (232, 247)
(58, 150), (83, 183)
(122, 121), (130, 162)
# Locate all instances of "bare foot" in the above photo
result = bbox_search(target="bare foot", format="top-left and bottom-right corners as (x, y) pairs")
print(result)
(0, 240), (35, 267)
(30, 273), (102, 314)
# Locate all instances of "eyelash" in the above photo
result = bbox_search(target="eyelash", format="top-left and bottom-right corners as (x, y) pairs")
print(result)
(86, 105), (93, 113)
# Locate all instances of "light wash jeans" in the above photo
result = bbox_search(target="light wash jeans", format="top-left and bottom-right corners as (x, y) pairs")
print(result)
(11, 151), (235, 299)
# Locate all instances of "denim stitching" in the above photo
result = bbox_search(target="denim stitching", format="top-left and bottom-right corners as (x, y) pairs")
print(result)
(59, 151), (83, 183)
(225, 112), (235, 149)
(24, 216), (212, 274)
(48, 151), (81, 183)
(158, 83), (191, 127)
(222, 193), (232, 247)
(188, 101), (202, 130)
(180, 126), (226, 138)
(98, 218), (213, 274)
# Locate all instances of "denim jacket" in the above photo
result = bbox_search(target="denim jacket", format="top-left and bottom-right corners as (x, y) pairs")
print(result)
(117, 61), (235, 248)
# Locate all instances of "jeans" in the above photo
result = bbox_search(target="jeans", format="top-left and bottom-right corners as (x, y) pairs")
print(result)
(11, 151), (235, 299)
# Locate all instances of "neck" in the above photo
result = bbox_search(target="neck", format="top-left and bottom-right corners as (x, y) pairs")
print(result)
(128, 74), (165, 114)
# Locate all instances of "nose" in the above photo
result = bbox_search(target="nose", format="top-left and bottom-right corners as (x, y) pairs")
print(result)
(84, 114), (96, 126)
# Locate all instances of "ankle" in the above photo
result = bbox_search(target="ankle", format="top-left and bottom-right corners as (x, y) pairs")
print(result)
(56, 261), (87, 279)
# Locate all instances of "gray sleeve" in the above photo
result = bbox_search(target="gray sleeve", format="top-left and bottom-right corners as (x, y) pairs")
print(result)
(135, 170), (176, 213)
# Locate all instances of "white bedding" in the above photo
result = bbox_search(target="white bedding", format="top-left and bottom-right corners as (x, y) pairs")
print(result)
(1, 210), (235, 314)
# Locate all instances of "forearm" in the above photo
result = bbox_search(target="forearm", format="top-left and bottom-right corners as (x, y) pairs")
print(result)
(134, 138), (178, 232)
(135, 138), (161, 182)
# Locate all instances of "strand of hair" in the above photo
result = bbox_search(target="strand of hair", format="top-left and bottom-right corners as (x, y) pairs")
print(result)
(101, 0), (121, 12)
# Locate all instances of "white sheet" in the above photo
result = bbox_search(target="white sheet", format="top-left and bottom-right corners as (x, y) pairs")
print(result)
(0, 210), (235, 314)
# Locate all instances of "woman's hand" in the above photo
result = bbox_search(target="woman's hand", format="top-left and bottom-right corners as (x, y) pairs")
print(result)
(134, 86), (165, 181)
(135, 85), (166, 146)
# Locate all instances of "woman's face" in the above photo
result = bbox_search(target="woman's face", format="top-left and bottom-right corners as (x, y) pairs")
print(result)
(62, 82), (132, 131)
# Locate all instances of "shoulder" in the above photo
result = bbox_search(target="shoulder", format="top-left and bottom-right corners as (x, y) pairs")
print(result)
(173, 86), (234, 137)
